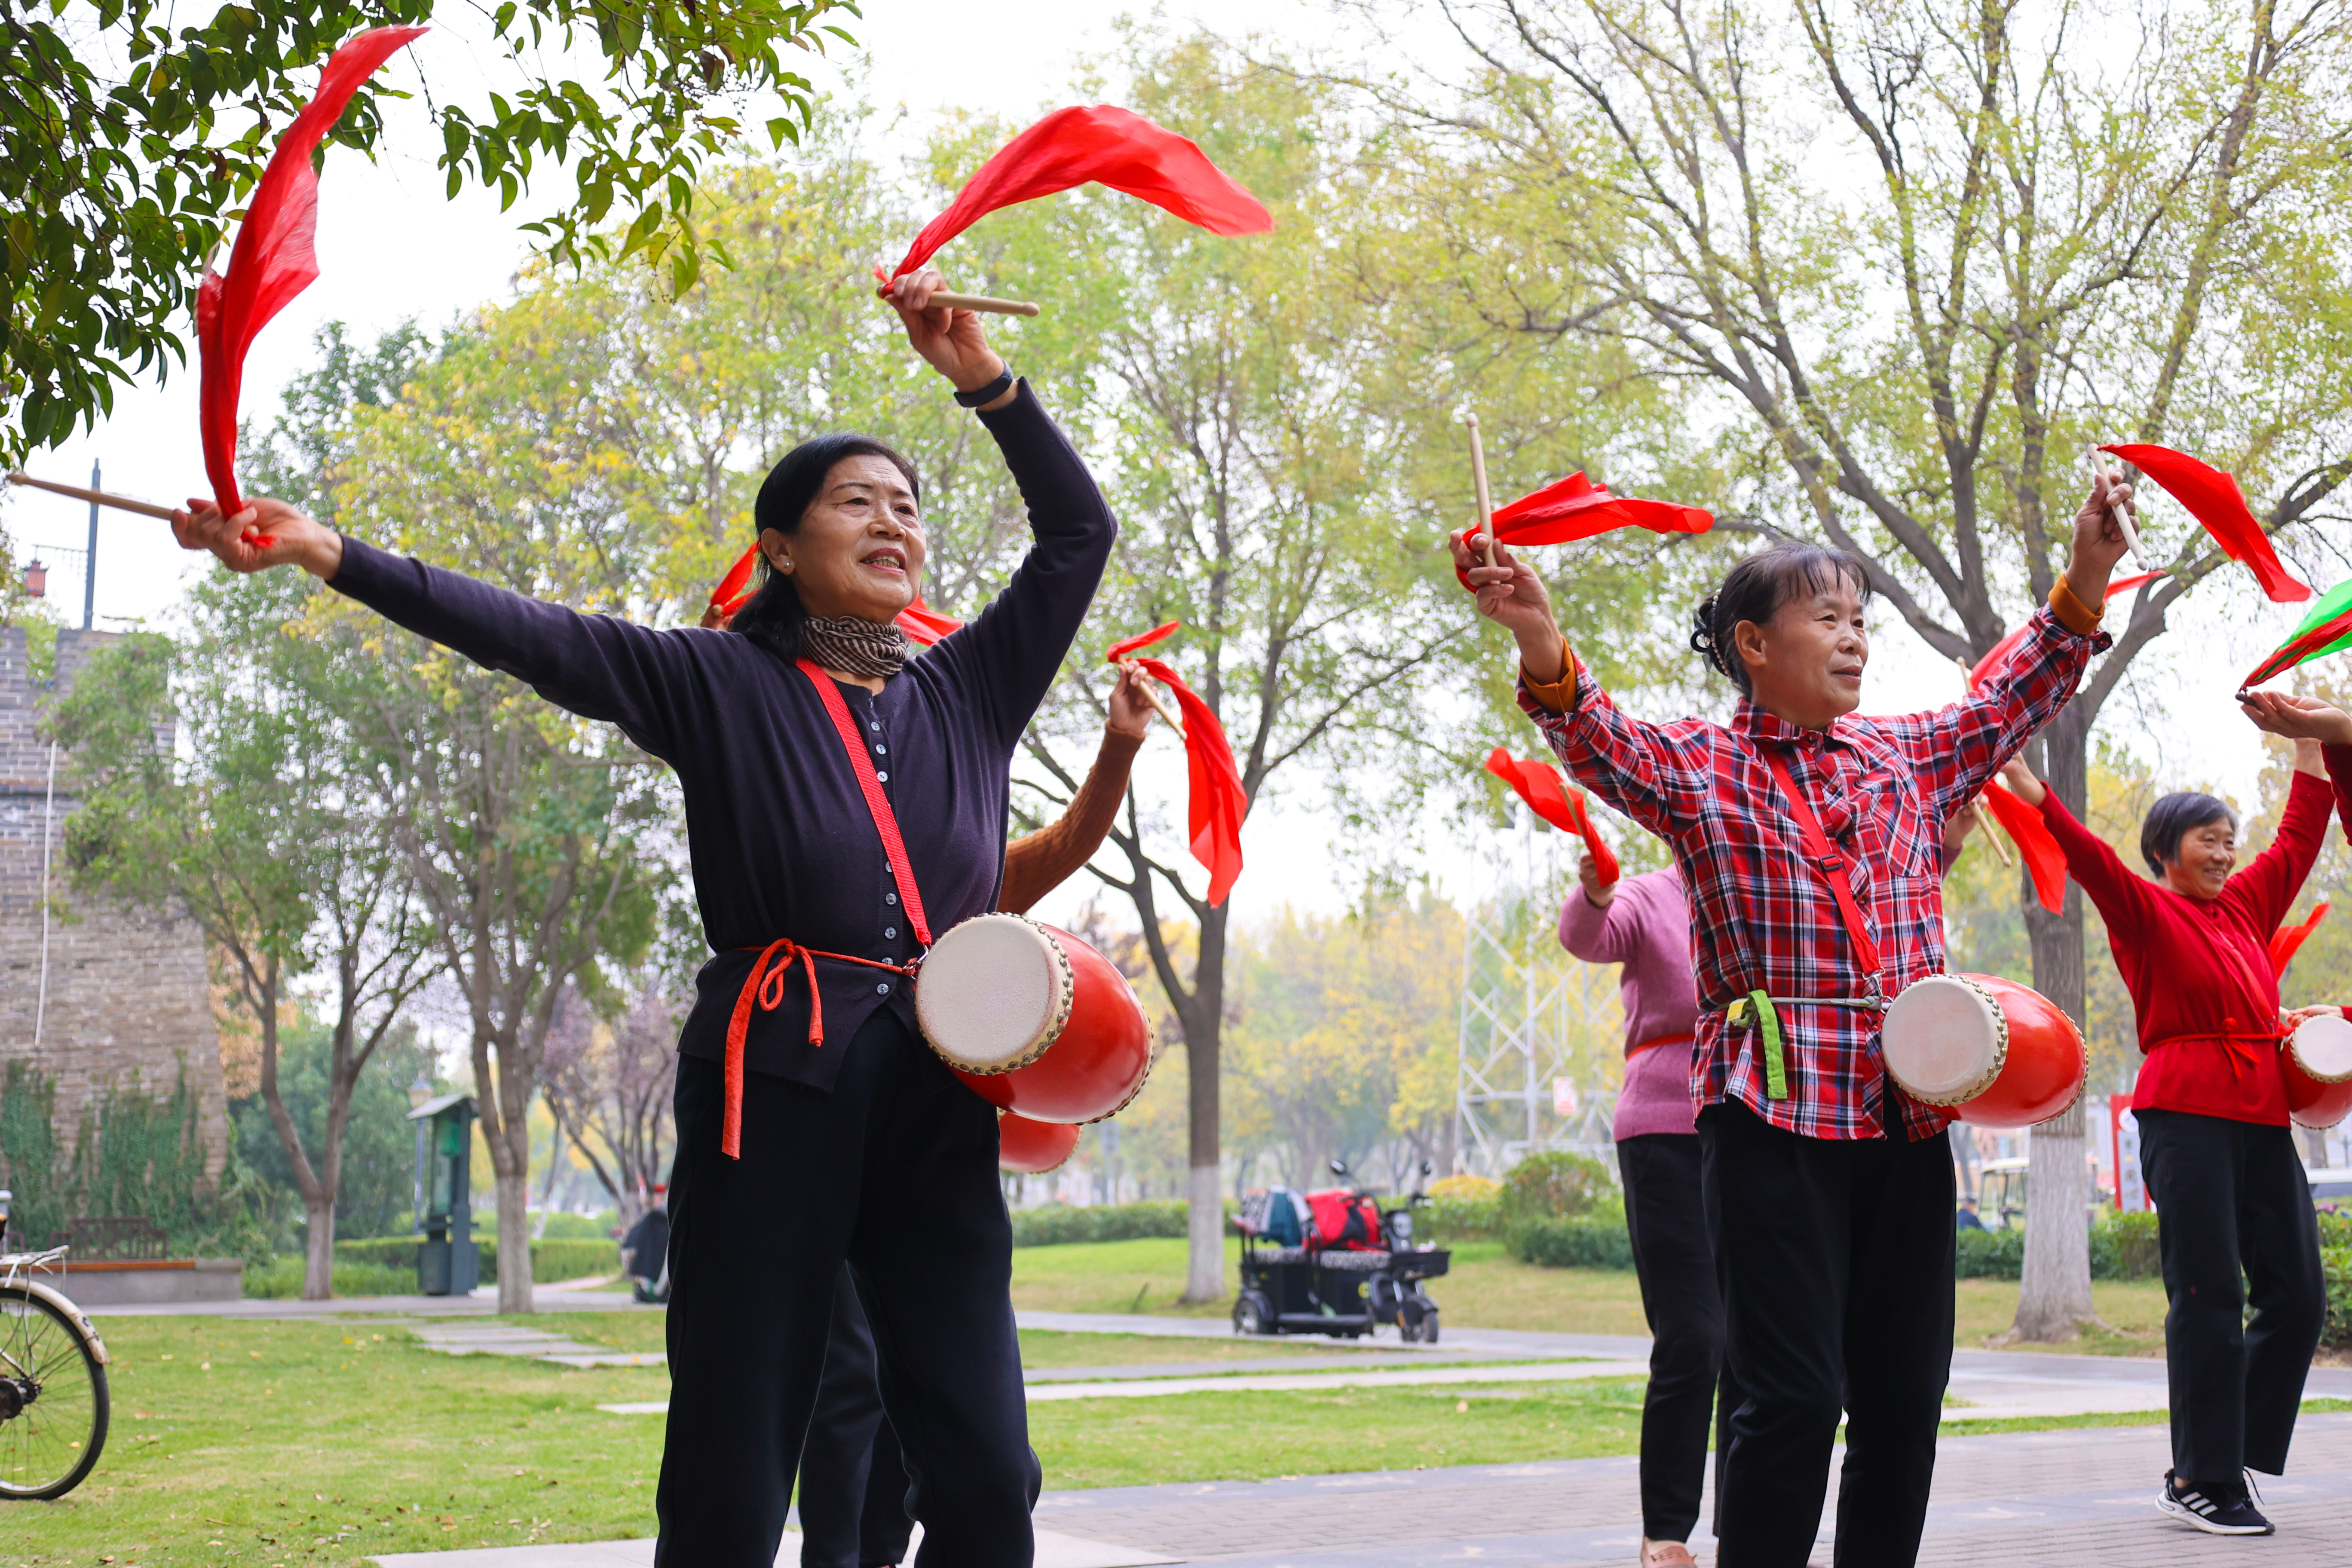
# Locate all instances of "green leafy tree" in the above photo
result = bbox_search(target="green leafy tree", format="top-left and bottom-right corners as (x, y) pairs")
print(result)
(1366, 0), (2352, 1340)
(48, 568), (435, 1298)
(321, 306), (671, 1314)
(1, 0), (857, 460)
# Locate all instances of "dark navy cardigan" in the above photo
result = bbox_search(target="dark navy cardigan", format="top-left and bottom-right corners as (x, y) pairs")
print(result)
(328, 382), (1115, 1092)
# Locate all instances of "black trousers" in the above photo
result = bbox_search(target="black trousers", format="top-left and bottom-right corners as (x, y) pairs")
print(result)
(2136, 1108), (2327, 1484)
(1699, 1101), (1954, 1568)
(798, 1266), (916, 1568)
(1620, 1133), (1740, 1544)
(655, 1012), (1039, 1567)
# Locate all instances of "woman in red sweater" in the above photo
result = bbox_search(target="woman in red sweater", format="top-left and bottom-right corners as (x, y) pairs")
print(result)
(2001, 722), (2342, 1539)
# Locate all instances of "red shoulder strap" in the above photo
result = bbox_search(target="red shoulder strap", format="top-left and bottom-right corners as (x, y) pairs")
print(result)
(796, 659), (934, 947)
(1759, 749), (1883, 981)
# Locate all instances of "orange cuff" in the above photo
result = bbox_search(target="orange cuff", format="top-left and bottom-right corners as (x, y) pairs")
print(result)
(1522, 650), (1581, 714)
(2048, 577), (2104, 636)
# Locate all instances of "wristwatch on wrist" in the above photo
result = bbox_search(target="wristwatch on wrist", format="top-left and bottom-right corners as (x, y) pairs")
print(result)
(953, 368), (1015, 409)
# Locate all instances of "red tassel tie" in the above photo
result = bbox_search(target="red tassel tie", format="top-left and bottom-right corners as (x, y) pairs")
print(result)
(720, 939), (916, 1160)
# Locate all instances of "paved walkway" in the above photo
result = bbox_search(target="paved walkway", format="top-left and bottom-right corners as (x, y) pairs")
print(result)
(376, 1414), (2352, 1566)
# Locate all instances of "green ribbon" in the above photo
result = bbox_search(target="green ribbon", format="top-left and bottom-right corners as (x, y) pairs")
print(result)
(1748, 989), (1787, 1100)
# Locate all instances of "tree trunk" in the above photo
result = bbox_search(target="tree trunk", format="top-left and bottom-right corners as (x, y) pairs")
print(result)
(1182, 903), (1231, 1305)
(2012, 722), (2097, 1340)
(496, 1166), (533, 1314)
(300, 1198), (334, 1298)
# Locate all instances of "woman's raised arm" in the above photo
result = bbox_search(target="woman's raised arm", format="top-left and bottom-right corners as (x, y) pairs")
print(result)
(171, 494), (710, 763)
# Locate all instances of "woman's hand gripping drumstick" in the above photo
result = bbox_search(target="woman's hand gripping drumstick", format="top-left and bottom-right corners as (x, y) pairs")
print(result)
(881, 268), (1018, 411)
(1449, 527), (1569, 686)
(1114, 660), (1183, 737)
(2087, 450), (2149, 573)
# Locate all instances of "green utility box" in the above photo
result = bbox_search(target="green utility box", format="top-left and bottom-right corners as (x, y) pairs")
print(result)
(407, 1093), (479, 1296)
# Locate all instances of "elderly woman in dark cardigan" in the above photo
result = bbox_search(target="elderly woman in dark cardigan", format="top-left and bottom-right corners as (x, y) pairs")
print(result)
(171, 272), (1115, 1568)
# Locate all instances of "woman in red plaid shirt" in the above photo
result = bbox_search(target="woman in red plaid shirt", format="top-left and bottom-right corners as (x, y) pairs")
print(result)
(1451, 479), (2133, 1568)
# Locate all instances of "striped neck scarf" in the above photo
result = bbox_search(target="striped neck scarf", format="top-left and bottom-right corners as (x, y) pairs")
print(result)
(801, 614), (911, 680)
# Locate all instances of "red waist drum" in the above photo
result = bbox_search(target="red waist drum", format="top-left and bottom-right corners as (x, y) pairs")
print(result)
(2285, 1015), (2352, 1130)
(997, 1111), (1083, 1174)
(1880, 973), (2084, 1129)
(915, 913), (1154, 1124)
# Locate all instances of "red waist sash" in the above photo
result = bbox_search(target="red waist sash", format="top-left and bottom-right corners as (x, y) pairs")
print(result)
(1626, 1032), (1697, 1059)
(719, 659), (938, 1160)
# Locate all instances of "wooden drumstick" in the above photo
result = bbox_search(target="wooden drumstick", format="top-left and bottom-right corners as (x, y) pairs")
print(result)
(1466, 414), (1497, 569)
(1976, 808), (2016, 867)
(1118, 661), (1187, 735)
(882, 289), (1042, 317)
(6, 471), (177, 521)
(2088, 449), (2148, 571)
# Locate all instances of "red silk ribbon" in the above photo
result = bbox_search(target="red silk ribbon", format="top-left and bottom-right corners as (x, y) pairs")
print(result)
(1106, 624), (1245, 904)
(882, 105), (1272, 285)
(1488, 471), (1712, 546)
(1977, 781), (2068, 914)
(1967, 572), (2162, 689)
(2270, 902), (2329, 978)
(1483, 748), (1619, 884)
(2099, 443), (2311, 603)
(198, 25), (426, 518)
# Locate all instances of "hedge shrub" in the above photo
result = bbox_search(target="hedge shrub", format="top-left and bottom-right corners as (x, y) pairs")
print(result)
(1513, 1215), (1635, 1271)
(1011, 1200), (1191, 1247)
(1954, 1225), (2025, 1280)
(242, 1256), (413, 1299)
(2088, 1210), (2162, 1281)
(1422, 1174), (1504, 1242)
(326, 1235), (619, 1284)
(1501, 1150), (1615, 1223)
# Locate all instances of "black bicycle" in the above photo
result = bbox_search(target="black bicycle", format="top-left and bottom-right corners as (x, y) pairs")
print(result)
(0, 1191), (111, 1501)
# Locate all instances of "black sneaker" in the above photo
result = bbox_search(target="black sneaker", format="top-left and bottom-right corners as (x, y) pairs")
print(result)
(2157, 1471), (2275, 1535)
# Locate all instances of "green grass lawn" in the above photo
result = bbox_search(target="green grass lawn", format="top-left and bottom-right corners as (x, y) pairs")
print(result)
(0, 1242), (2224, 1562)
(1009, 1235), (2177, 1355)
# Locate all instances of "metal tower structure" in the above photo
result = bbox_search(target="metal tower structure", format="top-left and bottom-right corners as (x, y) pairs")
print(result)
(1453, 805), (1627, 1176)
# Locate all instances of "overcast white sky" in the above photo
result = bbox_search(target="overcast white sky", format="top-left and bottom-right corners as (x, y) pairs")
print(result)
(3, 0), (2309, 931)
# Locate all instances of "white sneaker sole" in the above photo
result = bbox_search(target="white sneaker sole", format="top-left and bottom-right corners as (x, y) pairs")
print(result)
(2157, 1491), (2274, 1535)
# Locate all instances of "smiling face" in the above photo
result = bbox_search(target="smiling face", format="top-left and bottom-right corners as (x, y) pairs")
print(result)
(1734, 574), (1870, 730)
(2162, 817), (2238, 901)
(760, 454), (925, 622)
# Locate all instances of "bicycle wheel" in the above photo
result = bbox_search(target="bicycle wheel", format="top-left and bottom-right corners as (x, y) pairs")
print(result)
(0, 1284), (109, 1500)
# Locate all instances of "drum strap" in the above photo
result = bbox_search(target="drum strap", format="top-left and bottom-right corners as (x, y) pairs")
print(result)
(714, 660), (942, 1160)
(1749, 750), (1890, 1099)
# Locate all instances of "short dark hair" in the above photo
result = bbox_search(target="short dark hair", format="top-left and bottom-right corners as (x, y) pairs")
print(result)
(1689, 541), (1871, 695)
(729, 434), (922, 664)
(2139, 791), (2237, 876)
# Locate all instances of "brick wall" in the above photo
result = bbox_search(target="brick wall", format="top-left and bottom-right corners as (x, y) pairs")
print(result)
(0, 625), (228, 1184)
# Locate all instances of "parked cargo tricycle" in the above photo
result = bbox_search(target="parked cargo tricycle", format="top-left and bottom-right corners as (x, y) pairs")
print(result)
(1231, 1159), (1449, 1342)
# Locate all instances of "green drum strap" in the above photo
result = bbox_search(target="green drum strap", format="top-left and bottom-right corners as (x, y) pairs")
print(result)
(1749, 989), (1787, 1100)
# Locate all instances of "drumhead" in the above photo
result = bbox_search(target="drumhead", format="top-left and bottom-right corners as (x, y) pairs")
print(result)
(1881, 974), (2007, 1103)
(2294, 1014), (2352, 1084)
(915, 914), (1071, 1072)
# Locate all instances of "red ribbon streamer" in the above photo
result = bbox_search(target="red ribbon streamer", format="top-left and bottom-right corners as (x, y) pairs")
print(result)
(2099, 443), (2311, 603)
(1976, 781), (2068, 914)
(1106, 620), (1181, 662)
(197, 25), (426, 517)
(1966, 572), (2162, 689)
(1488, 471), (1713, 546)
(881, 104), (1273, 284)
(1106, 625), (1245, 904)
(2270, 902), (2328, 978)
(1483, 749), (1619, 884)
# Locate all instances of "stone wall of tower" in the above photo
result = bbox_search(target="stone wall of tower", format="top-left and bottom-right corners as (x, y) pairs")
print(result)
(0, 625), (228, 1185)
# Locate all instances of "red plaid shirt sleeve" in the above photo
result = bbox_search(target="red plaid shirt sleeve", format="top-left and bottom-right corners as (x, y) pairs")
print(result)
(1517, 605), (2106, 1141)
